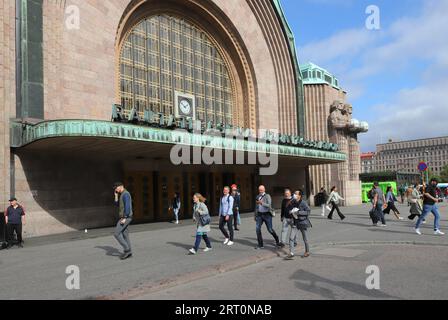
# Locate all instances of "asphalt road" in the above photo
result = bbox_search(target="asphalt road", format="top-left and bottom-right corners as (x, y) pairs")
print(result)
(137, 244), (448, 300)
(0, 202), (447, 300)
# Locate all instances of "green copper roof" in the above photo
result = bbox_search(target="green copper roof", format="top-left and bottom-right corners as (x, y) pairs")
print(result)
(10, 120), (346, 163)
(300, 62), (342, 90)
(271, 0), (306, 137)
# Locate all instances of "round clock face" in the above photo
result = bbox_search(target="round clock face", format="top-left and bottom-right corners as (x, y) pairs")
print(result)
(179, 99), (191, 115)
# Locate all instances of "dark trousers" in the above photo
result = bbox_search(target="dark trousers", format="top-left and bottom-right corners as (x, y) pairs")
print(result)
(256, 213), (279, 247)
(7, 224), (23, 246)
(233, 209), (240, 230)
(375, 203), (386, 225)
(328, 202), (345, 220)
(194, 234), (212, 251)
(383, 202), (400, 215)
(219, 216), (234, 241)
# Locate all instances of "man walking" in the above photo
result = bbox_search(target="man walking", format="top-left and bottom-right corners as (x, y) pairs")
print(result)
(372, 182), (387, 227)
(231, 184), (241, 231)
(4, 197), (25, 249)
(219, 186), (234, 246)
(113, 182), (133, 260)
(415, 178), (445, 236)
(255, 185), (280, 249)
(279, 189), (293, 248)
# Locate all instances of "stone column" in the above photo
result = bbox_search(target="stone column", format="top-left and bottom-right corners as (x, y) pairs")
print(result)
(349, 133), (361, 181)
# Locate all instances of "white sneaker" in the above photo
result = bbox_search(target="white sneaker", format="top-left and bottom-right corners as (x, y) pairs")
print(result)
(415, 228), (422, 235)
(434, 230), (445, 236)
(223, 239), (229, 245)
(398, 217), (404, 220)
(321, 213), (325, 217)
(189, 248), (197, 255)
(422, 220), (427, 224)
(380, 224), (387, 227)
(227, 241), (234, 246)
(203, 247), (212, 252)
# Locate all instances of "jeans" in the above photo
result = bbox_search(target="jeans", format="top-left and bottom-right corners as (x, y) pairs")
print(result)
(416, 204), (441, 231)
(328, 202), (345, 220)
(7, 223), (22, 246)
(173, 208), (180, 222)
(114, 218), (132, 253)
(375, 203), (386, 225)
(290, 226), (309, 255)
(219, 215), (234, 241)
(194, 233), (212, 251)
(233, 208), (240, 229)
(280, 218), (292, 244)
(256, 213), (279, 247)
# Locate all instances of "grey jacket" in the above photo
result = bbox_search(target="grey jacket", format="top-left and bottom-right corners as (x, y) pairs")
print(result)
(193, 202), (211, 233)
(255, 193), (273, 216)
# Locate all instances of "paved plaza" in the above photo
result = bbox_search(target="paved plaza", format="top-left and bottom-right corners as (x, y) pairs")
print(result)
(1, 203), (447, 300)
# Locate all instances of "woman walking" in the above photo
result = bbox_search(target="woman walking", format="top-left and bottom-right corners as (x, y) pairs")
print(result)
(285, 191), (311, 260)
(171, 192), (181, 224)
(383, 186), (404, 220)
(327, 186), (346, 220)
(408, 185), (424, 221)
(189, 193), (212, 255)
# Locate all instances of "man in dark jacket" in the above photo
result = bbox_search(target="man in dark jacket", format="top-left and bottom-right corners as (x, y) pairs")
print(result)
(285, 191), (311, 260)
(254, 185), (280, 249)
(113, 182), (133, 260)
(231, 185), (241, 231)
(5, 197), (26, 249)
(279, 189), (293, 248)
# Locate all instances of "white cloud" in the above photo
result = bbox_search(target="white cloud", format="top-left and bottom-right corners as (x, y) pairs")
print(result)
(298, 0), (448, 152)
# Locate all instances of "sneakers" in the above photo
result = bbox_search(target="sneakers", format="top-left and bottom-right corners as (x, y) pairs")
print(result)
(203, 247), (212, 252)
(188, 248), (197, 255)
(285, 254), (295, 260)
(255, 246), (264, 250)
(398, 217), (404, 220)
(223, 239), (229, 245)
(415, 228), (422, 235)
(278, 242), (286, 248)
(120, 251), (133, 260)
(227, 241), (234, 246)
(422, 220), (427, 224)
(380, 224), (387, 227)
(434, 230), (445, 236)
(303, 252), (310, 258)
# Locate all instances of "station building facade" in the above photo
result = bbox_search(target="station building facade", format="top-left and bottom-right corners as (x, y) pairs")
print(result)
(1, 0), (345, 236)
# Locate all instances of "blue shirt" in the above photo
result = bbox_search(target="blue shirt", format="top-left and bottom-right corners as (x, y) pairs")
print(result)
(219, 195), (234, 216)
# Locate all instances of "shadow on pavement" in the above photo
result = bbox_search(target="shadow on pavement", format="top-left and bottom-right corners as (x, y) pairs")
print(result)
(290, 269), (401, 300)
(95, 246), (122, 257)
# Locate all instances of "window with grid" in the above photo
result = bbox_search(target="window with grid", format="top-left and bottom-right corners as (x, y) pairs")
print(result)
(120, 14), (234, 124)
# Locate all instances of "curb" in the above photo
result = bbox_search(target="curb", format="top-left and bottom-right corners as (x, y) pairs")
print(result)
(96, 239), (446, 300)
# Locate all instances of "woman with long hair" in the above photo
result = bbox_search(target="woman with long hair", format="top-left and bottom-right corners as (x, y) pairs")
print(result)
(383, 186), (404, 220)
(189, 193), (212, 255)
(326, 186), (346, 220)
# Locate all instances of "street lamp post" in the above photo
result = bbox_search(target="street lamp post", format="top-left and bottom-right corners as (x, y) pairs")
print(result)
(425, 149), (429, 184)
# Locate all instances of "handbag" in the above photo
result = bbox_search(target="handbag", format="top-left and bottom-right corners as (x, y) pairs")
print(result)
(199, 214), (211, 227)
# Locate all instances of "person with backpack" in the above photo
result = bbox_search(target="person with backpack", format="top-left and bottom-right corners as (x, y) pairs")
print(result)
(383, 186), (404, 220)
(326, 186), (346, 220)
(371, 182), (387, 227)
(285, 190), (311, 260)
(254, 185), (281, 250)
(231, 184), (241, 231)
(171, 192), (181, 225)
(367, 185), (376, 204)
(219, 186), (234, 246)
(189, 193), (212, 255)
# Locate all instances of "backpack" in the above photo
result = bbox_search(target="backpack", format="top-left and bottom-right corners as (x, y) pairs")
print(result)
(367, 189), (374, 200)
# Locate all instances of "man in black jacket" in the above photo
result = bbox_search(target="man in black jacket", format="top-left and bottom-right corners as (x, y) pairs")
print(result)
(279, 189), (293, 248)
(5, 197), (26, 249)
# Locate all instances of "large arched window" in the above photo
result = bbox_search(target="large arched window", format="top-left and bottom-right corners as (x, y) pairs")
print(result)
(120, 14), (234, 125)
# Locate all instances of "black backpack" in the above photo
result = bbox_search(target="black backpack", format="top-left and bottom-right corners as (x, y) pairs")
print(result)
(367, 189), (374, 200)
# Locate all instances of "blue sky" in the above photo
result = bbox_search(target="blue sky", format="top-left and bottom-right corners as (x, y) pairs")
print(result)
(281, 0), (448, 152)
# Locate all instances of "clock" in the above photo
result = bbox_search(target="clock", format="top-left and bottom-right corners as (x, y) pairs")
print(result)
(175, 91), (196, 119)
(179, 99), (192, 115)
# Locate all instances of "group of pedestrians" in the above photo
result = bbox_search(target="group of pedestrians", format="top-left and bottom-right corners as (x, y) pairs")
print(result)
(315, 186), (346, 220)
(186, 185), (312, 260)
(367, 182), (405, 227)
